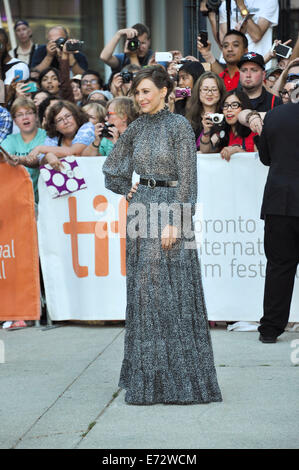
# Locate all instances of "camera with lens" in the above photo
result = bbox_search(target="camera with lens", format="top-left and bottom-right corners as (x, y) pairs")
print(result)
(120, 70), (133, 83)
(175, 87), (192, 99)
(202, 0), (222, 15)
(209, 113), (224, 125)
(55, 37), (67, 50)
(101, 124), (115, 138)
(66, 40), (84, 52)
(127, 36), (140, 52)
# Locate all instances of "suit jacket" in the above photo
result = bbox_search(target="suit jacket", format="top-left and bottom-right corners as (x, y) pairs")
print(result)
(256, 102), (299, 218)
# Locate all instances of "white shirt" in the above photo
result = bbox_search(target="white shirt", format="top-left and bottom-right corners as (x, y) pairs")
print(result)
(4, 58), (30, 85)
(219, 0), (279, 62)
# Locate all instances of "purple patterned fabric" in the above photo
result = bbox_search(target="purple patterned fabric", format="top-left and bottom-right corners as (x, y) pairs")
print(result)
(40, 157), (87, 199)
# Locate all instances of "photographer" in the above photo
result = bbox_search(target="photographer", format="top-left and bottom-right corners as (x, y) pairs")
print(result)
(174, 61), (205, 116)
(197, 29), (248, 91)
(200, 89), (257, 159)
(210, 0), (279, 60)
(110, 64), (141, 97)
(84, 97), (138, 157)
(100, 24), (152, 73)
(31, 26), (88, 75)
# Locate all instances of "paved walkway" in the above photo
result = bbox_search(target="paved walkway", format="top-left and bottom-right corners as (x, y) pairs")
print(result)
(0, 323), (298, 449)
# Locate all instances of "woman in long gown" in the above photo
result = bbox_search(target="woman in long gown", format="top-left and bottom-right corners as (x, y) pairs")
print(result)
(103, 66), (222, 405)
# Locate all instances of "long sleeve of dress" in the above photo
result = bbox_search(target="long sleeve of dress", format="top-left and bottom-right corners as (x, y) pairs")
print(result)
(173, 117), (198, 211)
(102, 125), (134, 195)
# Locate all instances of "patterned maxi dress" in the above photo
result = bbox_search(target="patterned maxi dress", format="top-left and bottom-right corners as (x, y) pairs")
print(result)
(102, 108), (222, 405)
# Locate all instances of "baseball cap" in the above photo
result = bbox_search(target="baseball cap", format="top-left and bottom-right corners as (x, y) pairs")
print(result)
(238, 52), (265, 70)
(265, 66), (282, 79)
(14, 20), (29, 30)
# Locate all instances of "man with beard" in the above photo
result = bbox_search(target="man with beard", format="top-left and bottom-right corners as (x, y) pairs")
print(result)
(197, 29), (248, 91)
(238, 52), (282, 111)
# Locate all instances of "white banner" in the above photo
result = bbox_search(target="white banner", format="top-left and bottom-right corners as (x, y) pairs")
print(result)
(38, 155), (299, 322)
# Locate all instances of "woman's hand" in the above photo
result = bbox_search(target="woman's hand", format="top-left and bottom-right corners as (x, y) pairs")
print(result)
(220, 146), (241, 162)
(110, 73), (124, 97)
(28, 146), (44, 160)
(161, 224), (178, 250)
(248, 113), (264, 135)
(94, 123), (104, 141)
(45, 153), (65, 171)
(126, 182), (139, 201)
(202, 112), (214, 133)
(15, 82), (31, 98)
(108, 125), (120, 144)
(3, 153), (20, 166)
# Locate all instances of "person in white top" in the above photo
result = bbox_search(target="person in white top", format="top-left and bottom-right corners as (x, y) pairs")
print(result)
(0, 28), (30, 107)
(217, 0), (279, 62)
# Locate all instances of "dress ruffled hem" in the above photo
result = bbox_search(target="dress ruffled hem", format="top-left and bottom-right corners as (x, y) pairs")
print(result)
(119, 359), (223, 405)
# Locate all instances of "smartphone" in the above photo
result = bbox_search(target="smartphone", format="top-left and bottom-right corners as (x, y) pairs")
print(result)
(272, 43), (293, 59)
(24, 82), (38, 93)
(155, 52), (173, 63)
(239, 13), (254, 30)
(199, 31), (208, 48)
(14, 69), (23, 82)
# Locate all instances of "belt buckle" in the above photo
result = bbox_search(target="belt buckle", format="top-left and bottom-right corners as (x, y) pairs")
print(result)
(148, 178), (156, 189)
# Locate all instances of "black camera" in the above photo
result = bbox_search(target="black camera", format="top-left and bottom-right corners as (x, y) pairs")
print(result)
(202, 0), (222, 15)
(66, 40), (84, 52)
(101, 124), (115, 138)
(127, 36), (140, 52)
(55, 37), (67, 50)
(120, 70), (133, 83)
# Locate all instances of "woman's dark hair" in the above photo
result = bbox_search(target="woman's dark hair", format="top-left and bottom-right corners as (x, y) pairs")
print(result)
(38, 67), (61, 89)
(185, 71), (226, 135)
(130, 65), (174, 103)
(221, 89), (252, 142)
(179, 61), (205, 86)
(38, 95), (58, 125)
(45, 100), (88, 138)
(0, 28), (10, 79)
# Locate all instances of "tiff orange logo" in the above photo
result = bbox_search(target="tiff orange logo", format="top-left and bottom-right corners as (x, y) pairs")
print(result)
(63, 195), (127, 278)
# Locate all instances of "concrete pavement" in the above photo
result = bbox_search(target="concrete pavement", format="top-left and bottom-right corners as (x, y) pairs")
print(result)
(0, 322), (298, 450)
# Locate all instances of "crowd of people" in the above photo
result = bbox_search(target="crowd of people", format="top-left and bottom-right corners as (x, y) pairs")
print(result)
(1, 3), (299, 330)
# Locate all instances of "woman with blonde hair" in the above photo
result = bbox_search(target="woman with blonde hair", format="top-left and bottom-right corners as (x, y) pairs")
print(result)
(82, 102), (106, 125)
(185, 71), (226, 149)
(84, 96), (138, 156)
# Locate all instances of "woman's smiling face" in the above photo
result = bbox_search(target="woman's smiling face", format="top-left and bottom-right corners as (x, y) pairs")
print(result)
(222, 94), (242, 126)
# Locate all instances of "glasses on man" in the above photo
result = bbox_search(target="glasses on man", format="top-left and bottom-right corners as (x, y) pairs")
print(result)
(55, 113), (73, 125)
(82, 79), (98, 86)
(200, 87), (219, 94)
(107, 111), (117, 116)
(15, 111), (35, 119)
(222, 102), (241, 110)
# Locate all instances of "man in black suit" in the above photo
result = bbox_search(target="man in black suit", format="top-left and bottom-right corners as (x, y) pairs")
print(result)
(256, 87), (299, 343)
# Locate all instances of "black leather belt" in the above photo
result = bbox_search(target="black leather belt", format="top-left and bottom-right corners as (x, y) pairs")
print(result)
(139, 178), (178, 189)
